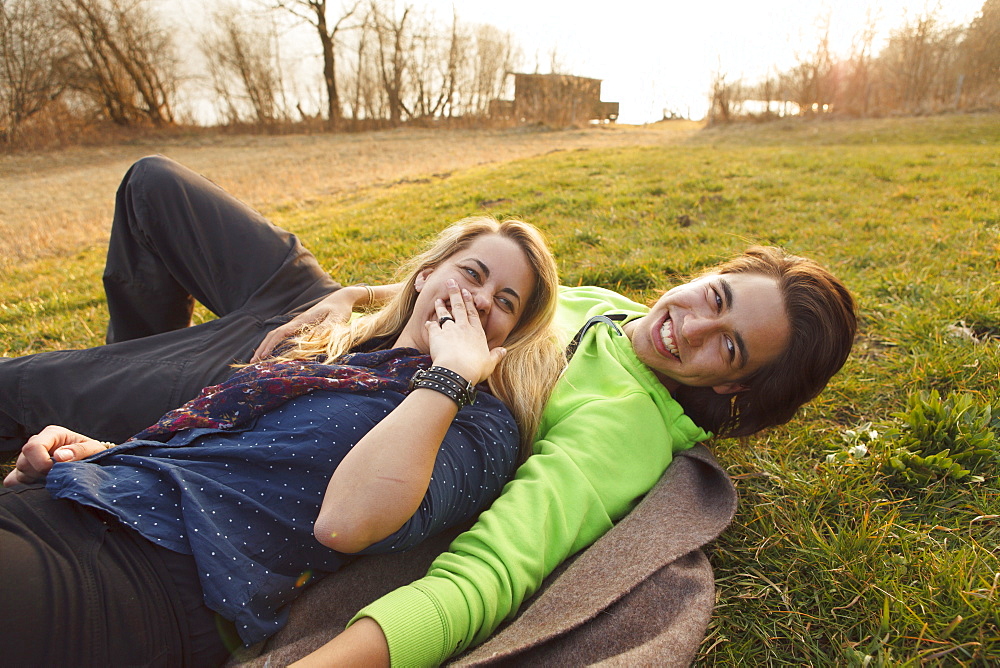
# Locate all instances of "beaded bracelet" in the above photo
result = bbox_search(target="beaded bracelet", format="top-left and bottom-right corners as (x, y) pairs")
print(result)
(409, 366), (477, 408)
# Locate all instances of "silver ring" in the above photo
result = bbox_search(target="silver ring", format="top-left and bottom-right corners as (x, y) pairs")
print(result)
(438, 316), (455, 326)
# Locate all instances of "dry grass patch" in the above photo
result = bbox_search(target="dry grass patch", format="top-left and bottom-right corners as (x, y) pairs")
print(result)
(0, 122), (701, 268)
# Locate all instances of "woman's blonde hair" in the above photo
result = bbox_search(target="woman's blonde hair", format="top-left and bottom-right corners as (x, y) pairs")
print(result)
(274, 216), (563, 461)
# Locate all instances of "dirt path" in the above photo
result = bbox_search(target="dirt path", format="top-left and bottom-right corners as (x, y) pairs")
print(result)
(0, 122), (700, 268)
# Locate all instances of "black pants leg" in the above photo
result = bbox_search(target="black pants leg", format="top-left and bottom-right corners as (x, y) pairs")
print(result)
(104, 155), (338, 342)
(0, 156), (340, 451)
(0, 485), (230, 667)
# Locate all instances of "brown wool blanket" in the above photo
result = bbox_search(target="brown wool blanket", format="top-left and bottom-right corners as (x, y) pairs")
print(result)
(229, 444), (737, 667)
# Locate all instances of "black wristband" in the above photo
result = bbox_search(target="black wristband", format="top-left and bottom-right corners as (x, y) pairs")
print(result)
(409, 367), (477, 408)
(425, 366), (471, 388)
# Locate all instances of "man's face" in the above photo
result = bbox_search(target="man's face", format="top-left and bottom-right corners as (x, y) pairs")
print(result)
(623, 273), (791, 393)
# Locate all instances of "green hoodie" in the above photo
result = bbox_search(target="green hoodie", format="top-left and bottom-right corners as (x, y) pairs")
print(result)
(353, 286), (710, 666)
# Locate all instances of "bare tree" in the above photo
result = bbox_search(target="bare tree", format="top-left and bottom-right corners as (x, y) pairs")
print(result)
(56, 0), (176, 126)
(703, 1), (996, 121)
(470, 24), (516, 116)
(371, 1), (411, 125)
(406, 19), (480, 120)
(402, 10), (512, 121)
(0, 0), (67, 141)
(202, 4), (287, 125)
(344, 8), (372, 120)
(876, 6), (962, 113)
(269, 1), (521, 127)
(406, 12), (445, 119)
(960, 0), (1000, 108)
(751, 70), (782, 118)
(839, 7), (880, 116)
(440, 10), (468, 118)
(273, 0), (360, 129)
(707, 70), (746, 124)
(786, 12), (836, 113)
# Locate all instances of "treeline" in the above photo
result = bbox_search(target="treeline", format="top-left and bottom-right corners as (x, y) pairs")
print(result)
(709, 0), (1000, 123)
(0, 0), (522, 149)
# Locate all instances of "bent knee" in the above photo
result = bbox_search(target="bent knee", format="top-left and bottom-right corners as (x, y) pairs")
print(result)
(128, 155), (185, 192)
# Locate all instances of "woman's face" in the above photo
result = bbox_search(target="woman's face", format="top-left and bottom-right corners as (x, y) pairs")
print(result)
(400, 234), (536, 352)
(623, 273), (791, 393)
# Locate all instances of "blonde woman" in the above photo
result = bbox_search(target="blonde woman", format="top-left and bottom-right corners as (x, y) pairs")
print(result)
(0, 160), (562, 667)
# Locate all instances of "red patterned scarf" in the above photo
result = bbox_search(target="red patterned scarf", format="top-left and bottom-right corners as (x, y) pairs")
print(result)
(129, 348), (429, 442)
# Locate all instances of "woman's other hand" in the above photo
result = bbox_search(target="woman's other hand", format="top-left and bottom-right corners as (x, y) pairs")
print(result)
(3, 425), (109, 487)
(426, 279), (506, 385)
(251, 283), (404, 362)
(251, 288), (362, 362)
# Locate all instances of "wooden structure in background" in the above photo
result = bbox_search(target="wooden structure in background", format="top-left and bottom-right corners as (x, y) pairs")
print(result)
(490, 73), (619, 126)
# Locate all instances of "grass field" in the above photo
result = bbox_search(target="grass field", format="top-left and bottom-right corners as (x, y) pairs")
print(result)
(2, 113), (999, 664)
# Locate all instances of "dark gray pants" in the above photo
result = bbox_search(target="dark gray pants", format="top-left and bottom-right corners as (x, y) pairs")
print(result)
(0, 156), (339, 452)
(0, 484), (231, 666)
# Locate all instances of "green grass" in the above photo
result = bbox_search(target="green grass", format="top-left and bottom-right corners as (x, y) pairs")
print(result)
(2, 113), (999, 664)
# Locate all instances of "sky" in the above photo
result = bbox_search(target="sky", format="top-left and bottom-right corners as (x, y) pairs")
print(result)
(173, 0), (988, 124)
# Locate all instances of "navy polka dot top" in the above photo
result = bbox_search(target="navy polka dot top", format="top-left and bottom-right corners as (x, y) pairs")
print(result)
(45, 388), (518, 645)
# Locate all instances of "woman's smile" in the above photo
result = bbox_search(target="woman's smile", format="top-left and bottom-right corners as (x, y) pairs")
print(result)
(396, 234), (535, 353)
